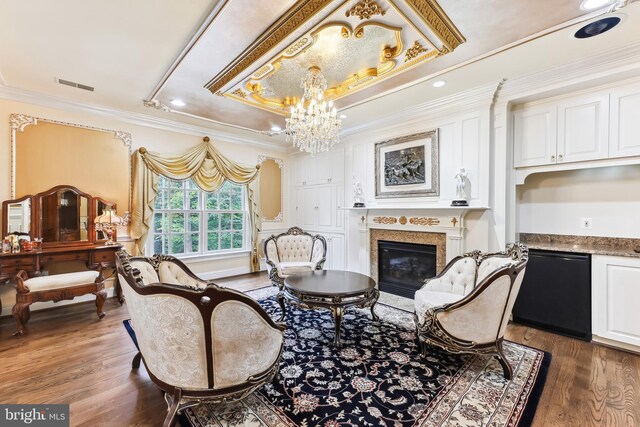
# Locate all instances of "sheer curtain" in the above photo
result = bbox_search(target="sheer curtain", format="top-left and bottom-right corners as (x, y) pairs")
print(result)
(130, 137), (261, 271)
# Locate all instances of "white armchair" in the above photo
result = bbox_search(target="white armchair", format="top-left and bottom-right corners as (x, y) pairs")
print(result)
(116, 251), (286, 427)
(263, 226), (327, 289)
(414, 243), (529, 379)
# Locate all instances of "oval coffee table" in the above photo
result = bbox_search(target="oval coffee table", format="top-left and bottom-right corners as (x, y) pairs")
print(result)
(279, 270), (380, 347)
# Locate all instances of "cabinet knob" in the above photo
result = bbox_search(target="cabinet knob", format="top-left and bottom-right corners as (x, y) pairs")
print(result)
(550, 155), (556, 162)
(558, 154), (564, 162)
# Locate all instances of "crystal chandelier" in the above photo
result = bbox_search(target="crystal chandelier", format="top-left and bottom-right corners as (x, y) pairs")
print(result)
(285, 66), (341, 155)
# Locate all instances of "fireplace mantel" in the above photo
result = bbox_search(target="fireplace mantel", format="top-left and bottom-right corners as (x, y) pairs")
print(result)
(352, 206), (488, 279)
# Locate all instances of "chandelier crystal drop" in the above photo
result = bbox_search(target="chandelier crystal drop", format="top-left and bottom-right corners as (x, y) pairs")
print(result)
(285, 66), (341, 155)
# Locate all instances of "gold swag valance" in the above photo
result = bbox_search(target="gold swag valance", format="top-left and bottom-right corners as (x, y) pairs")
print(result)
(130, 137), (260, 268)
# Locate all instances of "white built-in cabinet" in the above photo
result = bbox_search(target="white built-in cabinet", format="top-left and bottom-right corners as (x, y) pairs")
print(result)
(513, 81), (640, 168)
(592, 255), (640, 350)
(292, 147), (346, 269)
(610, 85), (640, 158)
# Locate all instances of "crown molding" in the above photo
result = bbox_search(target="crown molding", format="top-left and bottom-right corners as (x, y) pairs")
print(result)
(497, 39), (640, 104)
(0, 83), (287, 153)
(342, 81), (501, 138)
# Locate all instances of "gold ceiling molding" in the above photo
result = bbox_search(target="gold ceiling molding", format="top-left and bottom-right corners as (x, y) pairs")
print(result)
(346, 0), (387, 20)
(405, 0), (465, 51)
(214, 0), (464, 114)
(229, 21), (403, 113)
(205, 0), (336, 95)
(405, 40), (427, 61)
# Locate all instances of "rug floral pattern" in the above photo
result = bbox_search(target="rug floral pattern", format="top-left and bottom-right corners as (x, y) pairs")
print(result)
(183, 290), (546, 427)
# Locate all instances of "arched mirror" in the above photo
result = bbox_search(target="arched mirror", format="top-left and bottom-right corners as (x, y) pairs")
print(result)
(258, 156), (283, 222)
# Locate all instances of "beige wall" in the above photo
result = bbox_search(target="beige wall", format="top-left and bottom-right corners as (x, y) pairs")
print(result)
(0, 98), (289, 316)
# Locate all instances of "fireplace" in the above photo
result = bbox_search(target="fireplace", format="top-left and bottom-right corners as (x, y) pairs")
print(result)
(378, 240), (437, 298)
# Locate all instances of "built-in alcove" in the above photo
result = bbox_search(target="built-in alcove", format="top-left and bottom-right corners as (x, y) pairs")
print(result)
(516, 165), (640, 238)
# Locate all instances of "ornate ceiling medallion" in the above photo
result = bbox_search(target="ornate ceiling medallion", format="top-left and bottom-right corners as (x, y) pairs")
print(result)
(215, 0), (464, 115)
(346, 0), (387, 20)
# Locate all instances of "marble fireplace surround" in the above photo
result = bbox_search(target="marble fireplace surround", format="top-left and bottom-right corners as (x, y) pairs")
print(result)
(370, 229), (447, 287)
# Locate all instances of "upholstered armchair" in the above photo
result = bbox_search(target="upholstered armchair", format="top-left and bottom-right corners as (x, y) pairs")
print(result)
(262, 226), (327, 289)
(414, 243), (529, 379)
(116, 251), (286, 427)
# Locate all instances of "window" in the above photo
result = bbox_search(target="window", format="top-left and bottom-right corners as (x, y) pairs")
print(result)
(151, 176), (247, 256)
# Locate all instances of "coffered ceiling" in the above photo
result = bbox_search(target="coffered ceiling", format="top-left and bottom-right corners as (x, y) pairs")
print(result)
(0, 0), (638, 144)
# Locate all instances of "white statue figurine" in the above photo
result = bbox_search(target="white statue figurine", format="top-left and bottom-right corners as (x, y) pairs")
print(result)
(353, 176), (365, 207)
(452, 168), (469, 206)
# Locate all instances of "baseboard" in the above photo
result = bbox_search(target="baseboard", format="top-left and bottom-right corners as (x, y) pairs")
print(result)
(1, 286), (116, 318)
(592, 335), (640, 355)
(198, 266), (253, 280)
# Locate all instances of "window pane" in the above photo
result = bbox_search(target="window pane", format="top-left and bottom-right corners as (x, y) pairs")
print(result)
(154, 213), (166, 233)
(185, 180), (198, 189)
(171, 213), (185, 232)
(232, 231), (243, 249)
(188, 233), (199, 253)
(188, 213), (200, 232)
(157, 175), (168, 188)
(207, 232), (219, 251)
(232, 213), (243, 230)
(154, 190), (165, 209)
(219, 183), (231, 209)
(207, 213), (219, 230)
(231, 188), (243, 210)
(188, 190), (199, 210)
(168, 179), (183, 189)
(169, 190), (184, 209)
(154, 235), (164, 254)
(170, 234), (184, 254)
(220, 232), (232, 250)
(220, 213), (232, 230)
(205, 193), (218, 210)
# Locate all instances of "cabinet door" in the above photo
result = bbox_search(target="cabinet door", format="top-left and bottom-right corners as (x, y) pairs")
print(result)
(557, 93), (609, 163)
(592, 255), (640, 347)
(328, 234), (345, 270)
(333, 183), (344, 230)
(610, 85), (640, 158)
(316, 185), (333, 229)
(312, 152), (331, 185)
(301, 187), (317, 228)
(513, 104), (557, 167)
(294, 188), (303, 225)
(294, 156), (307, 186)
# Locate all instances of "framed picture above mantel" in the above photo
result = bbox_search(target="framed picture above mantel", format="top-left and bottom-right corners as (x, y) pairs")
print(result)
(374, 130), (439, 199)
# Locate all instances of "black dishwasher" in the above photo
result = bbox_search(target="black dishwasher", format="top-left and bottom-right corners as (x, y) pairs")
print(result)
(512, 249), (591, 340)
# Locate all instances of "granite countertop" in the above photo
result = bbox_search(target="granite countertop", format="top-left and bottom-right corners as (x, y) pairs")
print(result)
(519, 233), (640, 259)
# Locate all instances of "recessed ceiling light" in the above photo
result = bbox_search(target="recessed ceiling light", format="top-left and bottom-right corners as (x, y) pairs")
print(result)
(339, 114), (347, 119)
(433, 80), (446, 88)
(170, 99), (186, 107)
(574, 16), (622, 38)
(271, 126), (282, 132)
(580, 0), (615, 10)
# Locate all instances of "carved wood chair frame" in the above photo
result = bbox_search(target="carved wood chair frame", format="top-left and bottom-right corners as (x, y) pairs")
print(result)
(414, 243), (529, 380)
(116, 251), (286, 427)
(262, 226), (327, 290)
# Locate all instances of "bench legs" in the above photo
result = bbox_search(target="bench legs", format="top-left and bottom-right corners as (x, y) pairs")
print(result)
(94, 288), (107, 319)
(12, 302), (31, 336)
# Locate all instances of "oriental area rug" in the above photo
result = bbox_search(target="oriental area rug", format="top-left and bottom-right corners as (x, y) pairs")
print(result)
(182, 287), (550, 427)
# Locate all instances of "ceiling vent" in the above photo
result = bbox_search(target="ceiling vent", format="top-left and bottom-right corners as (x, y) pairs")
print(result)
(57, 78), (94, 92)
(574, 15), (622, 39)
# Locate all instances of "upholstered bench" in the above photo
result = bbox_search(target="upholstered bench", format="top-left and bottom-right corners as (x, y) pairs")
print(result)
(12, 265), (107, 336)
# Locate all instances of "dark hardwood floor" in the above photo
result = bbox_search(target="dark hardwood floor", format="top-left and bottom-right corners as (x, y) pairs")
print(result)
(1, 271), (639, 426)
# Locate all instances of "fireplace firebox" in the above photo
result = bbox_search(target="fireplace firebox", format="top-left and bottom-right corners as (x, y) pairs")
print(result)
(378, 240), (437, 298)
